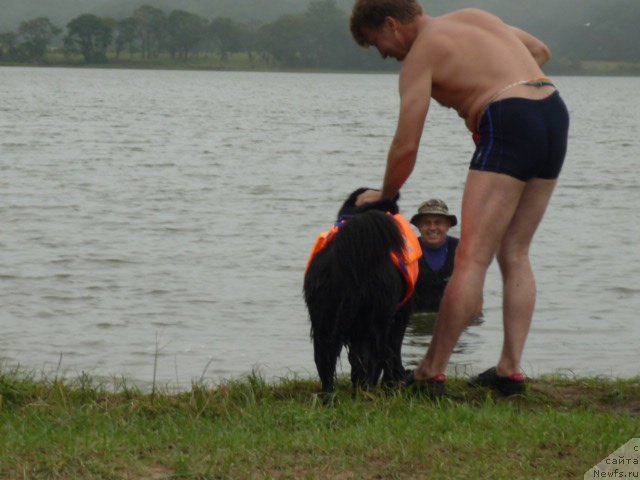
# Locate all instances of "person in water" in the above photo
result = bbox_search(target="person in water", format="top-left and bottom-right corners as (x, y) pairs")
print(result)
(410, 199), (458, 313)
(350, 1), (570, 395)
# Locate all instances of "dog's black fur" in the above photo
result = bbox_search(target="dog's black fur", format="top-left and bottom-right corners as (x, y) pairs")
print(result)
(304, 188), (412, 393)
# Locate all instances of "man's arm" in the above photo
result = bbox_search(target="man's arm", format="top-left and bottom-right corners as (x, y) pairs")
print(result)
(381, 65), (431, 198)
(357, 55), (432, 205)
(511, 26), (551, 66)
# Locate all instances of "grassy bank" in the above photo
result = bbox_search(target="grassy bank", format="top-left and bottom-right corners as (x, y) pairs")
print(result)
(3, 52), (640, 76)
(0, 52), (376, 74)
(1, 368), (639, 479)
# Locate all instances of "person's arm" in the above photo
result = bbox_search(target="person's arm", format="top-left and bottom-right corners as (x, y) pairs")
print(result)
(381, 63), (431, 198)
(357, 53), (433, 205)
(511, 26), (551, 66)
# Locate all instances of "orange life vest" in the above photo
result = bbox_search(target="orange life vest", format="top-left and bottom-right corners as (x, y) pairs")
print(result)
(305, 213), (421, 305)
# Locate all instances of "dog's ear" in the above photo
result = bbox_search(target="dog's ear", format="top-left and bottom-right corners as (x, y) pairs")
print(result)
(360, 191), (400, 215)
(338, 188), (402, 217)
(372, 197), (399, 215)
(338, 187), (373, 217)
(347, 187), (371, 205)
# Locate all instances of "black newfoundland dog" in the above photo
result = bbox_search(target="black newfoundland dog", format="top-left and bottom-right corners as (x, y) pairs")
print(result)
(304, 188), (420, 394)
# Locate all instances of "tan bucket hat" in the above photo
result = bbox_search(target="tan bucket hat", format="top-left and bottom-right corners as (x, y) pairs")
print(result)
(410, 199), (458, 227)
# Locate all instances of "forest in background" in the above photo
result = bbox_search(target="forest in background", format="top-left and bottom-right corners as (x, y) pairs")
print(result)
(1, 0), (639, 74)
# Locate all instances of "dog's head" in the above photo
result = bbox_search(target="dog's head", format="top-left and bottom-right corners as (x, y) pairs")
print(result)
(337, 188), (400, 219)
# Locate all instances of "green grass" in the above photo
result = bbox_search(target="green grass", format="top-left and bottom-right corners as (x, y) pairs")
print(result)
(1, 367), (639, 479)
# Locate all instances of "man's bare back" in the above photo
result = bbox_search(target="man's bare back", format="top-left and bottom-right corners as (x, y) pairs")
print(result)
(407, 9), (554, 131)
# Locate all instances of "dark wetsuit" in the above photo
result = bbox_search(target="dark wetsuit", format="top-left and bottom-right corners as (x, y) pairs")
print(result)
(470, 91), (570, 181)
(412, 236), (459, 313)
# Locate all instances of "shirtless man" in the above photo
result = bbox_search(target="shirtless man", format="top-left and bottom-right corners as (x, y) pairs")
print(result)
(350, 1), (569, 395)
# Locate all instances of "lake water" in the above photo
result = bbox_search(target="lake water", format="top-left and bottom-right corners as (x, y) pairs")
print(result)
(1, 67), (639, 390)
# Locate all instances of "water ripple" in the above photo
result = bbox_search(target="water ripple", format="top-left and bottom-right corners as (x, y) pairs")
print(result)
(1, 69), (639, 387)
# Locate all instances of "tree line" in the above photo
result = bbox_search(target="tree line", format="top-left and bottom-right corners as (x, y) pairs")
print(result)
(1, 0), (639, 72)
(0, 1), (388, 70)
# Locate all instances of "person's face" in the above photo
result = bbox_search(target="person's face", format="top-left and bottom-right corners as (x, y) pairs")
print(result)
(416, 215), (451, 248)
(362, 18), (407, 61)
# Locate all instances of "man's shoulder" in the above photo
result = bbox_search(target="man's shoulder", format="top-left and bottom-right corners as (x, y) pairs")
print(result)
(440, 8), (499, 23)
(435, 8), (506, 34)
(417, 9), (501, 49)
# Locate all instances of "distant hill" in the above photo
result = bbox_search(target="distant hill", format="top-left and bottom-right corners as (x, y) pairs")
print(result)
(2, 0), (638, 65)
(0, 0), (601, 35)
(0, 0), (354, 31)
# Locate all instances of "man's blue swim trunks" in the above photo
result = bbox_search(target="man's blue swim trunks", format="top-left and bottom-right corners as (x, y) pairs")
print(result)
(470, 91), (569, 181)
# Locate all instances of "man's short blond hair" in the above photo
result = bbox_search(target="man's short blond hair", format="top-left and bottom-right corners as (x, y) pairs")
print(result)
(350, 0), (423, 47)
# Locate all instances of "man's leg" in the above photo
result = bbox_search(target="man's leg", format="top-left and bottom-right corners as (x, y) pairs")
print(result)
(414, 170), (526, 380)
(496, 178), (557, 376)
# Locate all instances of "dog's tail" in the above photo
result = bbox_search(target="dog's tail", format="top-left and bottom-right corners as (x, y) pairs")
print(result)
(331, 211), (406, 370)
(332, 210), (405, 306)
(304, 210), (406, 348)
(333, 209), (404, 271)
